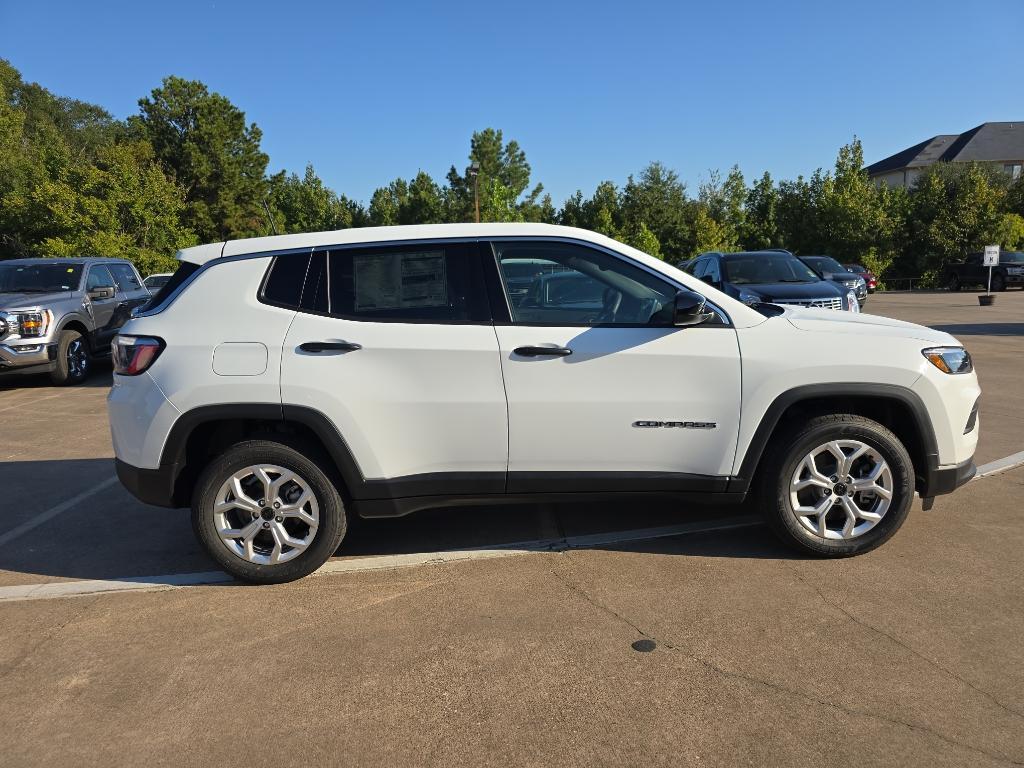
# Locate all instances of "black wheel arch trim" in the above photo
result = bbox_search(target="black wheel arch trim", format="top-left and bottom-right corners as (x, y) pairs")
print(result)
(729, 383), (942, 496)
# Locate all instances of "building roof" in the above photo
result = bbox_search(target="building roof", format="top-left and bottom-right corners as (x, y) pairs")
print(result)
(866, 122), (1024, 176)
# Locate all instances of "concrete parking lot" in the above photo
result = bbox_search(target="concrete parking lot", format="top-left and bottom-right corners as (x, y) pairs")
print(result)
(1, 291), (1022, 767)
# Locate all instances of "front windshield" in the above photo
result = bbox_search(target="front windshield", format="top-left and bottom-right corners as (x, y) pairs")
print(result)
(723, 254), (820, 285)
(805, 256), (846, 275)
(0, 263), (83, 293)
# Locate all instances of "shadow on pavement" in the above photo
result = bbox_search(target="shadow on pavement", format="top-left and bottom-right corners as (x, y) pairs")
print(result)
(931, 322), (1024, 337)
(0, 458), (787, 583)
(0, 365), (113, 391)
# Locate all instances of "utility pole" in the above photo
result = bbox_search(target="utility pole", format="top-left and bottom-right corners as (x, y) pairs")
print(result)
(467, 161), (480, 223)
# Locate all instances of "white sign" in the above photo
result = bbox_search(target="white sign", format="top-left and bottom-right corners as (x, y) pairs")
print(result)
(983, 245), (1000, 267)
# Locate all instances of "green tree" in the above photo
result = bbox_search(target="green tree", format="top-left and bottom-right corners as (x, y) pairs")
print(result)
(445, 128), (545, 222)
(743, 171), (780, 249)
(133, 76), (270, 242)
(29, 141), (194, 274)
(621, 162), (690, 260)
(400, 171), (445, 224)
(269, 163), (362, 234)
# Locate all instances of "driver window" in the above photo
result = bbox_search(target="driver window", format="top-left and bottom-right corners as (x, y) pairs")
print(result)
(703, 259), (721, 284)
(494, 241), (676, 326)
(87, 265), (115, 292)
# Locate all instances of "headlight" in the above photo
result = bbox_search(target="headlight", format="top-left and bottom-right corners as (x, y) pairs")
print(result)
(846, 291), (860, 312)
(922, 346), (972, 374)
(738, 290), (762, 306)
(7, 309), (51, 338)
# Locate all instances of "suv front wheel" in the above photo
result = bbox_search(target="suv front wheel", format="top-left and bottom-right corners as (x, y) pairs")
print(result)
(760, 414), (914, 557)
(192, 440), (347, 583)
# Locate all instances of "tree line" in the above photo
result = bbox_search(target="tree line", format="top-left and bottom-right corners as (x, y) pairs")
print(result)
(2, 59), (1022, 284)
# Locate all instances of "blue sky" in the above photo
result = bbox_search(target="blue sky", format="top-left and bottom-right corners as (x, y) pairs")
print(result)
(2, 0), (1021, 205)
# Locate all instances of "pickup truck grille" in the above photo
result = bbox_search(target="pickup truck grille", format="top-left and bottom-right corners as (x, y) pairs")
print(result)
(771, 297), (844, 311)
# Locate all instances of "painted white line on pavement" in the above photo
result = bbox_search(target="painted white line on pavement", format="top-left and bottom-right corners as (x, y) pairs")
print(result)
(0, 476), (118, 549)
(0, 515), (763, 603)
(0, 391), (64, 415)
(974, 450), (1024, 479)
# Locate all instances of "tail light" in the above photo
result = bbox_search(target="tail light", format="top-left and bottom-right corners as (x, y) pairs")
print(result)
(112, 335), (164, 376)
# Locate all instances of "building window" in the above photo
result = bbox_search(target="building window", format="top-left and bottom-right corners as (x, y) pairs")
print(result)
(1005, 164), (1022, 181)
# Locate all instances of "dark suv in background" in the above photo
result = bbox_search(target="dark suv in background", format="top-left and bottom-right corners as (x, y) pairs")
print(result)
(682, 250), (858, 311)
(798, 256), (867, 306)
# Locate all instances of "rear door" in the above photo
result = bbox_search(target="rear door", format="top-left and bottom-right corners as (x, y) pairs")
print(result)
(108, 262), (151, 315)
(488, 239), (742, 492)
(279, 241), (508, 494)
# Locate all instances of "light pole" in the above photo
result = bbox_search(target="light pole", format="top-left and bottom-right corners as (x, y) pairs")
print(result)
(467, 161), (480, 223)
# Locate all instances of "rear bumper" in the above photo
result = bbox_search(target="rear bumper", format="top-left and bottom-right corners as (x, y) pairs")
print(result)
(922, 456), (976, 498)
(115, 458), (181, 508)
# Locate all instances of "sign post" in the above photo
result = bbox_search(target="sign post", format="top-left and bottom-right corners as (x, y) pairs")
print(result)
(983, 245), (1000, 294)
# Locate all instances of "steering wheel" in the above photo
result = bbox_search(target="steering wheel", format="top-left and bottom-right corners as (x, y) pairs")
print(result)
(596, 288), (623, 324)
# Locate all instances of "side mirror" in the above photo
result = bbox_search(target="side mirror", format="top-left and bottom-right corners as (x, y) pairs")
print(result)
(700, 274), (720, 288)
(674, 290), (715, 327)
(89, 286), (115, 300)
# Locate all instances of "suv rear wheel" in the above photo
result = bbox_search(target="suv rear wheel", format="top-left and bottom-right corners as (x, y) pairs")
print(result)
(50, 328), (91, 385)
(759, 414), (913, 557)
(192, 440), (347, 583)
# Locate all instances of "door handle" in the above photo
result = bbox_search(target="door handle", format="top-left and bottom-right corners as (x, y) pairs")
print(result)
(299, 341), (362, 353)
(512, 346), (572, 357)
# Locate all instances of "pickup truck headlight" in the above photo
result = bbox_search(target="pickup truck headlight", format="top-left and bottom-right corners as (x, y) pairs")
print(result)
(5, 309), (51, 338)
(922, 346), (972, 374)
(846, 291), (860, 312)
(738, 290), (762, 306)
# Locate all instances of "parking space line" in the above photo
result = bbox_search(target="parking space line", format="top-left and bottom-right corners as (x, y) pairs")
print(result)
(974, 451), (1024, 478)
(0, 391), (65, 415)
(0, 476), (118, 549)
(0, 516), (762, 603)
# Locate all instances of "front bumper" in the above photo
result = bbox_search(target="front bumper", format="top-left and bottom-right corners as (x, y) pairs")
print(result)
(922, 456), (976, 498)
(0, 341), (56, 370)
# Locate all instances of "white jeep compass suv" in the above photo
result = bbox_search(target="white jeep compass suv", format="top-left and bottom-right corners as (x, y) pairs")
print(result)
(108, 224), (980, 583)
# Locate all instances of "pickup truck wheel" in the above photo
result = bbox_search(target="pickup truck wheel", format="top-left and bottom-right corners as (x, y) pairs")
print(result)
(759, 414), (913, 557)
(49, 329), (91, 385)
(947, 274), (960, 291)
(991, 273), (1006, 292)
(192, 440), (347, 583)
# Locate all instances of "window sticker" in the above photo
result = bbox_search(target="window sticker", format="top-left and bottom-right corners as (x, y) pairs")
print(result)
(353, 251), (448, 310)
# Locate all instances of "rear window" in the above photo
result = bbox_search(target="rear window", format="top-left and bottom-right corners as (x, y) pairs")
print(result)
(261, 253), (312, 310)
(143, 261), (201, 311)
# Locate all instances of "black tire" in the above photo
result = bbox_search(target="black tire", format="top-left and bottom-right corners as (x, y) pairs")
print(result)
(192, 439), (347, 583)
(49, 329), (91, 385)
(947, 273), (960, 291)
(991, 273), (1006, 292)
(758, 414), (914, 558)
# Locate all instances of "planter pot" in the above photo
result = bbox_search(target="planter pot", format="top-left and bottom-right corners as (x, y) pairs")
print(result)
(979, 295), (995, 306)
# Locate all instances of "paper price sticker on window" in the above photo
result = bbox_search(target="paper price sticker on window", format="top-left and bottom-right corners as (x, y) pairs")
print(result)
(983, 245), (1000, 267)
(353, 251), (448, 311)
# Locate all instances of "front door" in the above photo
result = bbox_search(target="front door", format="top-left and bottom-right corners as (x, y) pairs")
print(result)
(488, 239), (742, 493)
(84, 264), (119, 349)
(279, 241), (508, 495)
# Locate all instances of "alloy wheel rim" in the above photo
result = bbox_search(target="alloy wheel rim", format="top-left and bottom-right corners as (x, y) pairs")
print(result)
(67, 339), (88, 378)
(789, 440), (893, 540)
(213, 464), (320, 565)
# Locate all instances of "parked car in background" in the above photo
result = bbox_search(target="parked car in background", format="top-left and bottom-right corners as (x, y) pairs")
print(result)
(944, 251), (1024, 292)
(845, 263), (877, 293)
(144, 273), (173, 292)
(798, 256), (867, 307)
(0, 257), (150, 384)
(682, 250), (859, 311)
